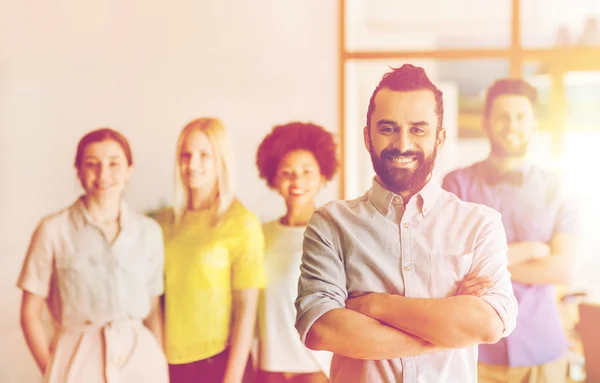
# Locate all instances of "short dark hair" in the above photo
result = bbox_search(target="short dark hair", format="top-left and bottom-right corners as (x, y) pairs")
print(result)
(484, 78), (538, 119)
(74, 128), (133, 168)
(256, 122), (338, 187)
(366, 64), (444, 131)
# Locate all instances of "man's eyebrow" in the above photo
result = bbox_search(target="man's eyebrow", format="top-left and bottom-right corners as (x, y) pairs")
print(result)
(377, 119), (398, 127)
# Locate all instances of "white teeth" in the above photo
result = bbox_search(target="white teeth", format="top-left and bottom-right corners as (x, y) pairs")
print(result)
(390, 157), (415, 164)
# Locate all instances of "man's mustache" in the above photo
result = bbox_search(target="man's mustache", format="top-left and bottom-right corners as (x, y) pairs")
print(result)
(381, 149), (424, 160)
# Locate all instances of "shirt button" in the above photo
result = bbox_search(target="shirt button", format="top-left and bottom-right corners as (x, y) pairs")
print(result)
(404, 266), (410, 272)
(423, 207), (429, 213)
(403, 222), (409, 229)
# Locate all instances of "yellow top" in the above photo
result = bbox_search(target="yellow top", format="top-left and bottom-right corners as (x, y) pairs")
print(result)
(157, 200), (265, 364)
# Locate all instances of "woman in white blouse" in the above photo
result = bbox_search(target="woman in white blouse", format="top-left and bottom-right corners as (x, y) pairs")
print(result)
(255, 122), (338, 383)
(18, 128), (168, 383)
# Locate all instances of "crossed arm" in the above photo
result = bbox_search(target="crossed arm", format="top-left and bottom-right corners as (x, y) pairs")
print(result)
(305, 307), (438, 360)
(296, 211), (517, 360)
(343, 292), (503, 350)
(507, 233), (578, 285)
(305, 278), (498, 359)
(442, 172), (579, 287)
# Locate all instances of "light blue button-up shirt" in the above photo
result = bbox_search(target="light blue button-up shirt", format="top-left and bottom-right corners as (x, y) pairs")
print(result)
(295, 179), (518, 382)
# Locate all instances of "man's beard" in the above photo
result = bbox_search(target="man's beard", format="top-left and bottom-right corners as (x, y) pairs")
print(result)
(369, 144), (437, 194)
(490, 137), (528, 158)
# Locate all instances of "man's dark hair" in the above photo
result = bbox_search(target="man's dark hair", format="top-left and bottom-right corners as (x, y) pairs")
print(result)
(484, 78), (538, 119)
(366, 64), (444, 131)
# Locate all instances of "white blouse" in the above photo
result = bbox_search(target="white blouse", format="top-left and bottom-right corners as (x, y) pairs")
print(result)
(258, 220), (332, 375)
(17, 198), (167, 383)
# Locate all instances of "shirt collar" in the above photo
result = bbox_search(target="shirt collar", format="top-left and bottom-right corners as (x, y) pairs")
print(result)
(479, 159), (529, 186)
(368, 177), (443, 217)
(71, 196), (133, 230)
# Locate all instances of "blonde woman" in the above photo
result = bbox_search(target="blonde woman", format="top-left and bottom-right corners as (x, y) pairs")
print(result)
(255, 122), (337, 383)
(18, 128), (168, 383)
(157, 117), (265, 383)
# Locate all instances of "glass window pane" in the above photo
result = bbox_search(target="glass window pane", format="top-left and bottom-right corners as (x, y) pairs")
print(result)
(346, 0), (511, 51)
(522, 66), (600, 296)
(521, 0), (600, 48)
(523, 64), (600, 133)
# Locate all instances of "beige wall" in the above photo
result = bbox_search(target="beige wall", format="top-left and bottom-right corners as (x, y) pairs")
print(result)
(0, 1), (338, 380)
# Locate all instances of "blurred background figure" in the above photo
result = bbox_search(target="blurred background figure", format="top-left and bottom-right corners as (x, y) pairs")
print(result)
(157, 117), (265, 383)
(443, 79), (580, 383)
(18, 128), (168, 383)
(255, 122), (338, 383)
(578, 16), (600, 46)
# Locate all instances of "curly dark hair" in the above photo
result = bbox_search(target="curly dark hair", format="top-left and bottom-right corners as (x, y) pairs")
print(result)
(256, 122), (339, 187)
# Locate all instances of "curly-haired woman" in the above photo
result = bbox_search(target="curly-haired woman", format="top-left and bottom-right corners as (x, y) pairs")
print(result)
(255, 122), (338, 383)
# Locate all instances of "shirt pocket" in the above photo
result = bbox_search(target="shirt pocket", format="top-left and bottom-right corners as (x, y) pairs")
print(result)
(116, 255), (148, 309)
(429, 251), (474, 298)
(55, 254), (95, 311)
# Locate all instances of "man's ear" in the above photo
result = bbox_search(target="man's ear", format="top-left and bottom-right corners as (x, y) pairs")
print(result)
(363, 126), (371, 152)
(482, 117), (492, 139)
(436, 128), (447, 149)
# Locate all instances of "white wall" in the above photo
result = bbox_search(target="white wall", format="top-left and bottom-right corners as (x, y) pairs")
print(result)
(0, 1), (338, 381)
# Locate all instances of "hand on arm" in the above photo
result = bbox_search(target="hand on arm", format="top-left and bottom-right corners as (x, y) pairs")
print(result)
(455, 272), (494, 297)
(20, 291), (50, 373)
(509, 233), (577, 285)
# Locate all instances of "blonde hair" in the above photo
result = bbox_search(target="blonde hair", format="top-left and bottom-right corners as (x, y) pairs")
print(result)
(173, 117), (235, 225)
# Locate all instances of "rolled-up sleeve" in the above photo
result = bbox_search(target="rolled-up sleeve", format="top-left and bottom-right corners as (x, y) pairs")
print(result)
(472, 210), (518, 337)
(295, 209), (347, 344)
(553, 182), (580, 235)
(17, 218), (54, 298)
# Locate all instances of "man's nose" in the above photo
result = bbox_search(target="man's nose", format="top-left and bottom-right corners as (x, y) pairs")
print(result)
(394, 130), (413, 153)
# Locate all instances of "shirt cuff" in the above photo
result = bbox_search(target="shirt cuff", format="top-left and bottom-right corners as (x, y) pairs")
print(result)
(296, 300), (343, 344)
(148, 282), (164, 297)
(16, 275), (49, 299)
(481, 295), (517, 337)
